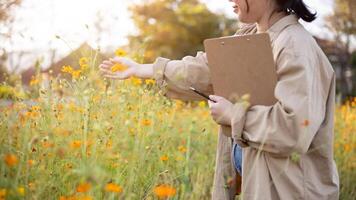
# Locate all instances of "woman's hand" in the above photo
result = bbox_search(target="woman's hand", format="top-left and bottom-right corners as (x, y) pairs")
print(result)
(99, 57), (154, 79)
(208, 95), (235, 126)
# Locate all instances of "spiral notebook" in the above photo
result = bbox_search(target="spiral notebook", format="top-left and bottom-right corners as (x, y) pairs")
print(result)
(204, 33), (277, 106)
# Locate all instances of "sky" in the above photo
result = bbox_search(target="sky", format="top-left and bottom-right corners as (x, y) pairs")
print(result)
(0, 0), (338, 72)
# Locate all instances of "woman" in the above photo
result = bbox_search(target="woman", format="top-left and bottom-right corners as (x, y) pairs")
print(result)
(99, 0), (340, 199)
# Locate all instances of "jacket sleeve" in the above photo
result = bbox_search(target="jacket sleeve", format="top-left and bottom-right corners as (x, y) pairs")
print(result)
(152, 51), (214, 101)
(231, 47), (331, 157)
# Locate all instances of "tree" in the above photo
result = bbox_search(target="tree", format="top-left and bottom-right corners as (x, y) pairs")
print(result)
(325, 0), (356, 98)
(0, 0), (22, 84)
(128, 0), (238, 63)
(351, 50), (356, 96)
(0, 0), (21, 23)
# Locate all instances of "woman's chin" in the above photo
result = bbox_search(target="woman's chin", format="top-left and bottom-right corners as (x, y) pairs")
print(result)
(237, 15), (253, 24)
(236, 15), (246, 23)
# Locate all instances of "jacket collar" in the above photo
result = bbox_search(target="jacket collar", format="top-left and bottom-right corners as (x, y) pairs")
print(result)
(266, 14), (299, 42)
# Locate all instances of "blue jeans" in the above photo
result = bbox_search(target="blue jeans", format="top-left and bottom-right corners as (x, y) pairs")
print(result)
(232, 142), (242, 175)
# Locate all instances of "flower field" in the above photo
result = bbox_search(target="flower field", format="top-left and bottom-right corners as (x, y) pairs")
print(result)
(0, 54), (355, 200)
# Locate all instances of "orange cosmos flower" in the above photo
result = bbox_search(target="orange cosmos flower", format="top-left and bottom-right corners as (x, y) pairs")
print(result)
(76, 182), (91, 193)
(4, 154), (18, 167)
(42, 141), (54, 148)
(154, 184), (176, 198)
(160, 155), (169, 161)
(28, 159), (35, 166)
(70, 140), (82, 149)
(105, 183), (123, 193)
(0, 188), (7, 199)
(60, 195), (92, 200)
(141, 119), (152, 126)
(344, 144), (351, 152)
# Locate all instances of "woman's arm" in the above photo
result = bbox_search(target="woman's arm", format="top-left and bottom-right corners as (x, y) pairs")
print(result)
(99, 52), (213, 101)
(152, 51), (214, 101)
(230, 47), (334, 157)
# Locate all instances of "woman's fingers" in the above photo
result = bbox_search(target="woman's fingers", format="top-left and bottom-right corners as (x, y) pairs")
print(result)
(99, 59), (117, 69)
(99, 68), (116, 76)
(103, 60), (112, 65)
(110, 57), (122, 64)
(208, 100), (215, 108)
(103, 71), (131, 79)
(110, 57), (135, 68)
(99, 57), (137, 80)
(99, 63), (111, 70)
(100, 67), (133, 80)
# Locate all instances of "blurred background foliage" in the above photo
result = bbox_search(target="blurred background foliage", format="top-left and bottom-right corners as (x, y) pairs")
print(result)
(0, 0), (355, 199)
(128, 0), (238, 63)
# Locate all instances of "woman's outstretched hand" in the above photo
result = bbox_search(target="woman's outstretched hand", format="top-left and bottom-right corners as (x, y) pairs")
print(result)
(208, 95), (234, 126)
(99, 57), (154, 80)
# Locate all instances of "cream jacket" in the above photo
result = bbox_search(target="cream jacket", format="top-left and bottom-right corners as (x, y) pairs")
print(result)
(152, 14), (339, 200)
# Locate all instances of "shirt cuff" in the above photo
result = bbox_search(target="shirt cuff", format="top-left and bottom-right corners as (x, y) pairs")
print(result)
(230, 103), (249, 147)
(152, 57), (170, 92)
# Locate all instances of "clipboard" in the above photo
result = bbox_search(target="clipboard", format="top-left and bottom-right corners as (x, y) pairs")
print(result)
(203, 33), (278, 106)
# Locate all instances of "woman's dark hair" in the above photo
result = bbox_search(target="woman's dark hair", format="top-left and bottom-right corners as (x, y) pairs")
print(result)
(275, 0), (317, 22)
(244, 0), (317, 22)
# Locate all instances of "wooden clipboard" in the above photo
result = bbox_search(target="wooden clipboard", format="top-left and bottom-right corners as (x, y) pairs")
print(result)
(204, 33), (277, 106)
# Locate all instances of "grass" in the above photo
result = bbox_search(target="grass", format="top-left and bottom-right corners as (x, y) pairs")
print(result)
(0, 52), (355, 200)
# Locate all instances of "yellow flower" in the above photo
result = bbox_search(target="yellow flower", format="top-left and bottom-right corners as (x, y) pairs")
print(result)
(71, 70), (81, 79)
(76, 182), (91, 193)
(141, 119), (151, 126)
(79, 57), (89, 70)
(30, 76), (40, 86)
(154, 184), (176, 198)
(198, 101), (206, 108)
(65, 163), (73, 170)
(178, 146), (187, 153)
(4, 154), (18, 167)
(61, 65), (73, 74)
(145, 79), (156, 85)
(160, 155), (169, 161)
(130, 76), (142, 86)
(111, 63), (128, 72)
(106, 140), (112, 149)
(128, 128), (135, 135)
(28, 159), (35, 166)
(79, 196), (92, 200)
(31, 105), (41, 111)
(60, 195), (92, 200)
(105, 183), (123, 193)
(175, 155), (184, 161)
(0, 188), (6, 199)
(344, 144), (351, 152)
(17, 187), (25, 196)
(115, 48), (127, 57)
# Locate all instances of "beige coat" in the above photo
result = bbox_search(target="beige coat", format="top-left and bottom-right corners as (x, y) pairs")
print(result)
(152, 14), (339, 200)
